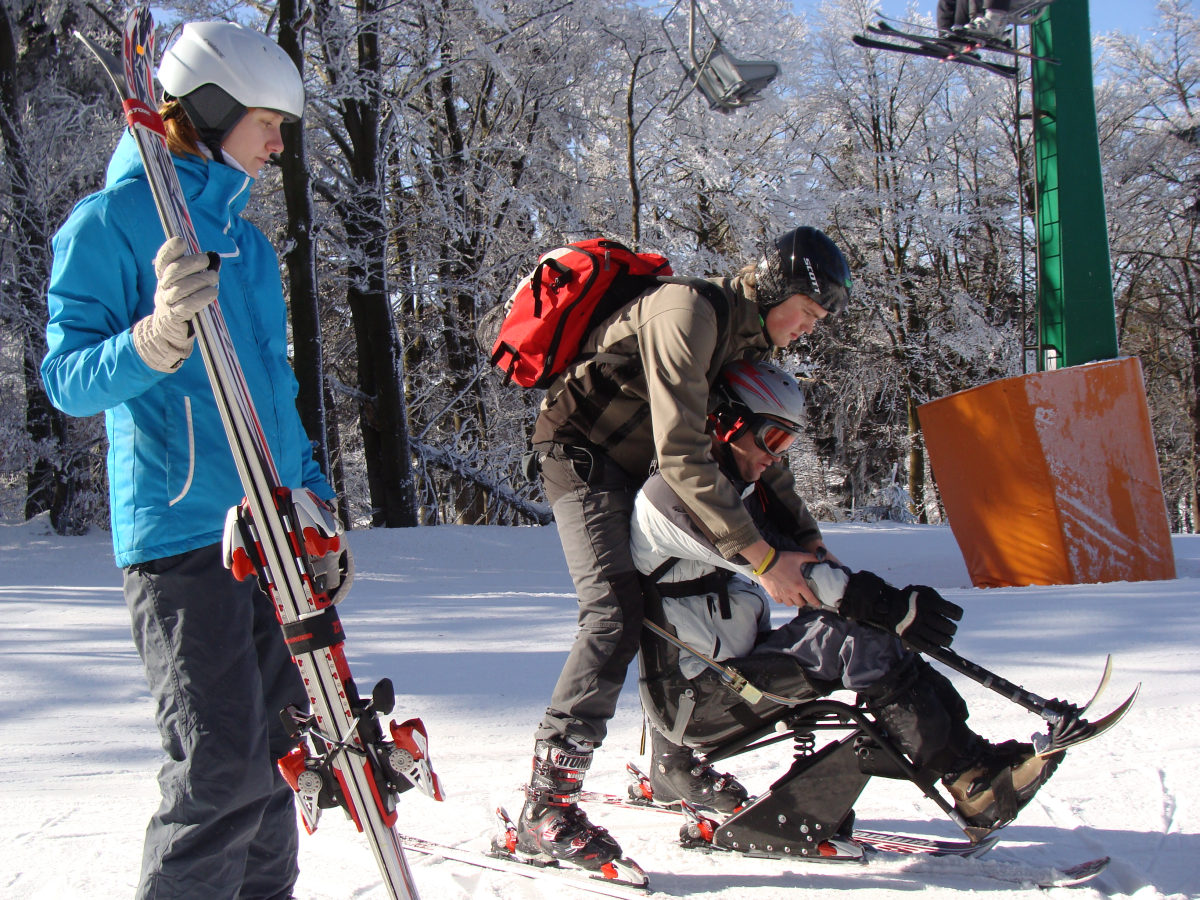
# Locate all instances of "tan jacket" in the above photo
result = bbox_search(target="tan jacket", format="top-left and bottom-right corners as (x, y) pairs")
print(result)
(533, 274), (821, 559)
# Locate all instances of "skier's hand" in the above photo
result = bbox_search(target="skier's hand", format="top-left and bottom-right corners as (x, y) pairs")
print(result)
(132, 237), (220, 372)
(758, 549), (823, 608)
(837, 571), (963, 649)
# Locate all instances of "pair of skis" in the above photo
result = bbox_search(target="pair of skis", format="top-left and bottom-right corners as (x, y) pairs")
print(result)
(77, 8), (439, 899)
(391, 786), (1107, 897)
(426, 647), (1131, 896)
(575, 765), (1109, 890)
(852, 16), (1060, 79)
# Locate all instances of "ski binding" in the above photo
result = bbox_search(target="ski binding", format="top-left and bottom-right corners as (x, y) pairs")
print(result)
(489, 806), (648, 889)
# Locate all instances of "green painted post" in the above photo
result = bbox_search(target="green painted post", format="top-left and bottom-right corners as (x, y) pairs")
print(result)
(1030, 0), (1118, 369)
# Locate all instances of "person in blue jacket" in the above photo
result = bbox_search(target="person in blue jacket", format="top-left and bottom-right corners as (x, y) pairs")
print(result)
(41, 22), (339, 900)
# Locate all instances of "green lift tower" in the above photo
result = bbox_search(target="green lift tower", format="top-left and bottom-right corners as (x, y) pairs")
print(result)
(918, 0), (1176, 587)
(1029, 0), (1119, 369)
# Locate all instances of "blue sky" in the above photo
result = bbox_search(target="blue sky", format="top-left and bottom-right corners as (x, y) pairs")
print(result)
(791, 0), (1170, 37)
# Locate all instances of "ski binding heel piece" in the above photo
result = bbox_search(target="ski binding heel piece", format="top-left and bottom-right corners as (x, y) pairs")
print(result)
(387, 718), (445, 800)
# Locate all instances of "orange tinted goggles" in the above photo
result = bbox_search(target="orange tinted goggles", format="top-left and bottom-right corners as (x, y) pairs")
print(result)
(749, 416), (800, 457)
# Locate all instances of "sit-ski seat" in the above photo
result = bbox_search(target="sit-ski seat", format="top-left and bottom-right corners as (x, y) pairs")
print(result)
(637, 589), (820, 750)
(636, 582), (929, 857)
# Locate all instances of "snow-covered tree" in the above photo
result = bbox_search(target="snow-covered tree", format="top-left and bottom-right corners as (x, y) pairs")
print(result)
(0, 0), (114, 531)
(1099, 0), (1200, 531)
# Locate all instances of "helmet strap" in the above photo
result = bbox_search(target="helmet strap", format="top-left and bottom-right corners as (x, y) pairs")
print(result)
(710, 412), (748, 445)
(200, 133), (228, 166)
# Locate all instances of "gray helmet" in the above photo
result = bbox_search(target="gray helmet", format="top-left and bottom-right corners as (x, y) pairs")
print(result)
(754, 226), (852, 314)
(159, 22), (304, 149)
(711, 360), (806, 454)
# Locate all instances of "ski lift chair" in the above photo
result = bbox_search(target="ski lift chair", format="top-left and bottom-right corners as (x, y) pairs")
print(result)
(637, 578), (993, 854)
(662, 0), (780, 113)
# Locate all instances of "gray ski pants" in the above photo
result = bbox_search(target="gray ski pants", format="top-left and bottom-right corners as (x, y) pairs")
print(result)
(754, 606), (909, 692)
(534, 444), (646, 747)
(123, 543), (306, 900)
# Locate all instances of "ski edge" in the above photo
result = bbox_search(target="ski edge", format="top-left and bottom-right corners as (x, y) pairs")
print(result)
(397, 833), (651, 899)
(578, 788), (997, 858)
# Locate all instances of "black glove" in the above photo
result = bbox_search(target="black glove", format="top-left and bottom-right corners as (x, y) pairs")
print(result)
(838, 571), (963, 649)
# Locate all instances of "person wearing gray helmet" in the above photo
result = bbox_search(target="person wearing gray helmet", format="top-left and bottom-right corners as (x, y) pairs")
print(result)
(42, 21), (341, 899)
(631, 360), (1062, 835)
(511, 227), (854, 873)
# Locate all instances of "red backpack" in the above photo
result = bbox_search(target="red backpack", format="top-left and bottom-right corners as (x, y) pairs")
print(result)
(486, 238), (725, 389)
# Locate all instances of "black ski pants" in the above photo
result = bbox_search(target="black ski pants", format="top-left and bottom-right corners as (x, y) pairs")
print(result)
(123, 543), (306, 900)
(865, 655), (979, 775)
(534, 444), (647, 747)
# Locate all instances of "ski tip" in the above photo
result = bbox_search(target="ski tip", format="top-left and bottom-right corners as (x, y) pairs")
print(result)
(74, 30), (129, 94)
(1038, 855), (1110, 888)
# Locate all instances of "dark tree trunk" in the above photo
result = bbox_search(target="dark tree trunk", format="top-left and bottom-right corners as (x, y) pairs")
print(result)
(276, 0), (330, 480)
(326, 0), (416, 526)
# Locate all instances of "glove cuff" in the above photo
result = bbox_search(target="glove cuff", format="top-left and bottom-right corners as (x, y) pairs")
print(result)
(838, 570), (893, 619)
(132, 315), (194, 373)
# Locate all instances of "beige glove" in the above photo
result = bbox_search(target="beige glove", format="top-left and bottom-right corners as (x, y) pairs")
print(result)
(132, 236), (220, 372)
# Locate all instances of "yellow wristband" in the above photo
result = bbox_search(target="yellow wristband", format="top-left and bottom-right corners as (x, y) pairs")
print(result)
(752, 546), (777, 577)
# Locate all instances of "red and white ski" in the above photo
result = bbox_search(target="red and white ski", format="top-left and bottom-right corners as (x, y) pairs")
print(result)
(75, 9), (438, 898)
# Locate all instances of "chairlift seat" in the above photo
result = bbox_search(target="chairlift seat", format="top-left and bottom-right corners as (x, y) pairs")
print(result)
(689, 42), (780, 111)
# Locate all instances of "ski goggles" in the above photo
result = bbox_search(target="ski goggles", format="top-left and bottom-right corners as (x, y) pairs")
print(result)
(747, 415), (802, 457)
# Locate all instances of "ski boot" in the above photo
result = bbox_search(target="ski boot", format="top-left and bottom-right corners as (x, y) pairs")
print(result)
(512, 737), (624, 872)
(964, 9), (1008, 39)
(944, 739), (1062, 830)
(646, 728), (748, 813)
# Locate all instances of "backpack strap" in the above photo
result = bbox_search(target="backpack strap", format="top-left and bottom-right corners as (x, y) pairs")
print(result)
(646, 556), (681, 585)
(654, 276), (731, 335)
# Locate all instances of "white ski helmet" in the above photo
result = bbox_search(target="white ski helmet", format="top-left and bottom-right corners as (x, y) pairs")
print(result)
(711, 360), (806, 456)
(158, 21), (304, 145)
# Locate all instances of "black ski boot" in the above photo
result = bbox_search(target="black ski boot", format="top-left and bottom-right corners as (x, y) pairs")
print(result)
(515, 737), (622, 871)
(646, 728), (749, 813)
(943, 740), (1062, 831)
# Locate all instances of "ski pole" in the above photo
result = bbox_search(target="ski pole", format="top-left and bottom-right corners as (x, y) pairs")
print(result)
(906, 639), (1074, 724)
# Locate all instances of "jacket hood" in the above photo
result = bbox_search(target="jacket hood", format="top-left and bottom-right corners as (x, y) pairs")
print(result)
(104, 130), (255, 219)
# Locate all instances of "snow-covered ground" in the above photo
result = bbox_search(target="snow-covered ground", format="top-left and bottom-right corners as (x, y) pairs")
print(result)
(2, 517), (1197, 899)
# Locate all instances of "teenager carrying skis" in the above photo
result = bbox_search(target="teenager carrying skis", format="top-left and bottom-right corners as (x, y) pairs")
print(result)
(42, 22), (341, 900)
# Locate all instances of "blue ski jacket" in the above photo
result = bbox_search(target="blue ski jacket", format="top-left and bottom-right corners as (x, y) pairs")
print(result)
(42, 132), (333, 567)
